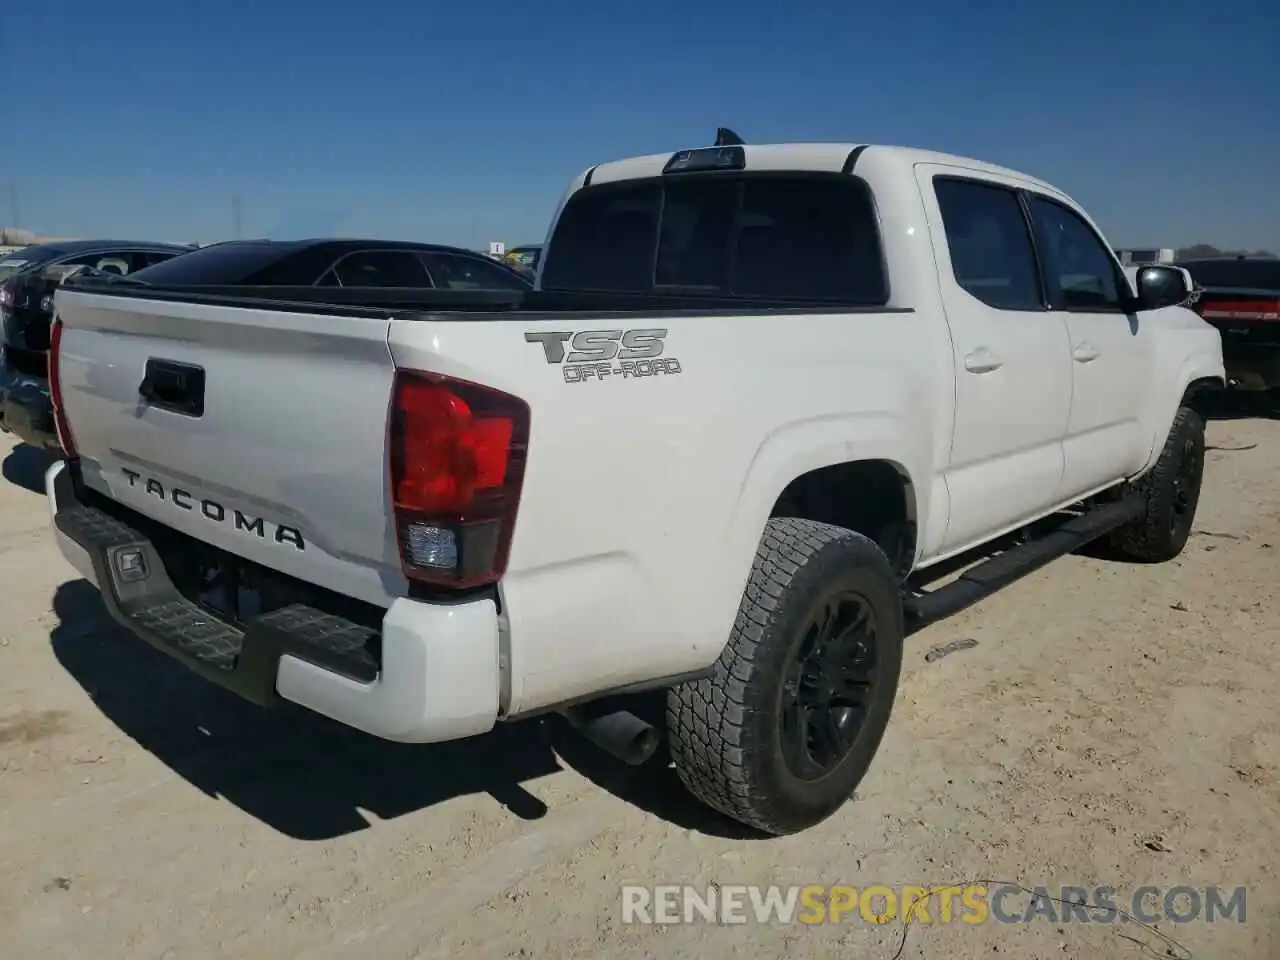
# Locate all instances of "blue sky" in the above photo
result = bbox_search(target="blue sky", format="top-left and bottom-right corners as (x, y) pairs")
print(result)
(3, 0), (1278, 251)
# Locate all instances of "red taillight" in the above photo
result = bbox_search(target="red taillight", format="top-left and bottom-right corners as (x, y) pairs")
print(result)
(48, 317), (77, 457)
(389, 371), (529, 589)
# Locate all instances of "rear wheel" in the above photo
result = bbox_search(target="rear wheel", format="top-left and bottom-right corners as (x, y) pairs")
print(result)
(1108, 406), (1205, 562)
(666, 518), (903, 835)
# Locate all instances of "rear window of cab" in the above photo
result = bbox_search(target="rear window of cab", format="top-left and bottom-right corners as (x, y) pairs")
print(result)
(540, 173), (888, 305)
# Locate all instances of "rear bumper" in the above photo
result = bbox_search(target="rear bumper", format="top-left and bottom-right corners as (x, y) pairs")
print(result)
(45, 458), (501, 743)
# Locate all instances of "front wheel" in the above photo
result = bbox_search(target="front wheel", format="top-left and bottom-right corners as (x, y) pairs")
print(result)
(1108, 406), (1206, 563)
(666, 518), (904, 836)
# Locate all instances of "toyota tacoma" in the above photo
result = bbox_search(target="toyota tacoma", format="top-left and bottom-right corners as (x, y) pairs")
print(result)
(44, 136), (1223, 835)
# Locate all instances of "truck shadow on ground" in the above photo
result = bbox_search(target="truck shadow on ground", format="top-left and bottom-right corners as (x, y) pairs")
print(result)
(49, 578), (757, 842)
(2, 443), (55, 494)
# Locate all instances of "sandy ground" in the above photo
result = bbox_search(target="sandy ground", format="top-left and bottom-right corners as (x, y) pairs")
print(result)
(1, 408), (1278, 960)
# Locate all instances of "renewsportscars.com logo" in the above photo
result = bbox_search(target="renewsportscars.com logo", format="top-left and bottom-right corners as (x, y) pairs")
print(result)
(620, 883), (1248, 926)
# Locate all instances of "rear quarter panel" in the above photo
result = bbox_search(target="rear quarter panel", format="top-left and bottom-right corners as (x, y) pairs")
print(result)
(391, 302), (950, 714)
(392, 152), (962, 714)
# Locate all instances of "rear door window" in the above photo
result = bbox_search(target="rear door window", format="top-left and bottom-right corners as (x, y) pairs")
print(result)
(541, 174), (888, 303)
(129, 250), (183, 271)
(331, 250), (432, 287)
(89, 254), (132, 275)
(38, 251), (135, 283)
(933, 178), (1044, 311)
(422, 252), (530, 291)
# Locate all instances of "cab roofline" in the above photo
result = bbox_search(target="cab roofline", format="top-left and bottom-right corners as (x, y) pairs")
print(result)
(578, 131), (1060, 197)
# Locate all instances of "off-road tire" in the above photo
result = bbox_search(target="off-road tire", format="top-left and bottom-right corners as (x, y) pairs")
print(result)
(1108, 405), (1206, 563)
(666, 518), (904, 836)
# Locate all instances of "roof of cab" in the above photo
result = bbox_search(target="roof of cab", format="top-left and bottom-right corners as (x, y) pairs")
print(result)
(580, 142), (1063, 197)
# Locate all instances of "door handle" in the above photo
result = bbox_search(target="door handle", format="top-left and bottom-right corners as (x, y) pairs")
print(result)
(1073, 341), (1100, 363)
(963, 347), (1003, 374)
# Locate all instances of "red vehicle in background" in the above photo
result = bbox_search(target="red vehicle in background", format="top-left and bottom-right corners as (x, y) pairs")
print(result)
(1175, 256), (1280, 399)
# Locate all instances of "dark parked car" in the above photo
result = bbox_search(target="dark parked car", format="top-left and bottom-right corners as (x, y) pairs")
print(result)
(1, 239), (196, 450)
(2, 238), (533, 454)
(1175, 256), (1280, 394)
(120, 238), (536, 292)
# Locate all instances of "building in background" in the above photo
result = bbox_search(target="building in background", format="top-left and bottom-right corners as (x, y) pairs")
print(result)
(1, 227), (84, 253)
(1, 227), (36, 254)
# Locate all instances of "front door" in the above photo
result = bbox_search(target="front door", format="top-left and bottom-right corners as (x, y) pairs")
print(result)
(1024, 195), (1152, 498)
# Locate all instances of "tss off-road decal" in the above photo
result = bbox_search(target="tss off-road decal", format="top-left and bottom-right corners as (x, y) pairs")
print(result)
(525, 329), (683, 384)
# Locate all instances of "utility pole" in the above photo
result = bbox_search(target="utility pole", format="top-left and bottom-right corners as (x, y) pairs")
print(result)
(6, 183), (18, 228)
(232, 194), (243, 240)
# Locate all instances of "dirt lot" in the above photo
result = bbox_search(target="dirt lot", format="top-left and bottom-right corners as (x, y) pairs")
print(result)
(1, 411), (1278, 960)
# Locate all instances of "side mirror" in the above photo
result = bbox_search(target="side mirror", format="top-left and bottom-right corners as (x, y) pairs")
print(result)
(1133, 265), (1194, 310)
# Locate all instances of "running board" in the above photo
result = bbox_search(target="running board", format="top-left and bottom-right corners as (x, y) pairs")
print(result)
(903, 497), (1144, 633)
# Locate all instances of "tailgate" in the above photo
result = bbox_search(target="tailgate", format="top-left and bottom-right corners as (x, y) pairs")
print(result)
(54, 289), (401, 606)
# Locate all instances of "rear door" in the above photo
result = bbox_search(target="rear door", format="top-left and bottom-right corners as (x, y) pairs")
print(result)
(918, 168), (1074, 552)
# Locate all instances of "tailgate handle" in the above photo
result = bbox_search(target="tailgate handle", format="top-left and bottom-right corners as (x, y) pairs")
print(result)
(139, 359), (205, 417)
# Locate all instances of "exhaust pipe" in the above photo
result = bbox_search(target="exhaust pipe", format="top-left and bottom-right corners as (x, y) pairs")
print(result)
(562, 703), (660, 766)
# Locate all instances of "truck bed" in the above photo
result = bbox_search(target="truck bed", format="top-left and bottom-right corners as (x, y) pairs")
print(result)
(62, 272), (897, 318)
(51, 276), (928, 713)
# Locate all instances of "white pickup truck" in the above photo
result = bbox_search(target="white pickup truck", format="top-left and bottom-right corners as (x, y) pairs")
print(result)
(45, 138), (1223, 836)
